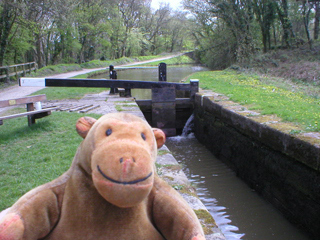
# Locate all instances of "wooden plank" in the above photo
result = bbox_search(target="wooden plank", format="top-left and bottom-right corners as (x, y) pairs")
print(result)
(69, 104), (93, 112)
(0, 107), (58, 121)
(0, 70), (35, 80)
(139, 99), (192, 106)
(0, 95), (47, 108)
(152, 85), (176, 102)
(21, 78), (191, 90)
(20, 78), (194, 92)
(27, 102), (35, 126)
(79, 105), (100, 113)
(0, 62), (36, 80)
(19, 78), (45, 87)
(0, 62), (36, 69)
(190, 79), (199, 99)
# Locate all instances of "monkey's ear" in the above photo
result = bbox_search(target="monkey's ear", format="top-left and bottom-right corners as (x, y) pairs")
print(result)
(152, 128), (166, 149)
(76, 117), (97, 139)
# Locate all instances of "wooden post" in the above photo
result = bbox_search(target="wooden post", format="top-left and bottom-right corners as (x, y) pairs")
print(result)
(27, 103), (35, 126)
(22, 64), (26, 77)
(109, 65), (118, 94)
(158, 63), (167, 81)
(14, 66), (18, 79)
(152, 85), (176, 136)
(190, 79), (199, 100)
(5, 67), (10, 83)
(34, 62), (37, 73)
(124, 88), (131, 97)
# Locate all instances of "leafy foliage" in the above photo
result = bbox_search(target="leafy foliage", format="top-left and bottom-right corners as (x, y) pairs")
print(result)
(183, 0), (320, 69)
(0, 0), (193, 74)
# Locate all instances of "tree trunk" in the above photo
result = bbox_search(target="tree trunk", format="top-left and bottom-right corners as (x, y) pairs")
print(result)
(35, 33), (43, 68)
(277, 0), (295, 48)
(0, 3), (14, 66)
(314, 2), (320, 40)
(302, 1), (312, 49)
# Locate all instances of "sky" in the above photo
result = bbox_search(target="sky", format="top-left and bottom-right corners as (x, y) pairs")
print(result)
(151, 0), (183, 10)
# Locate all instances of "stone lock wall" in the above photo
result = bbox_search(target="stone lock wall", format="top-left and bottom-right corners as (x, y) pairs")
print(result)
(193, 92), (320, 240)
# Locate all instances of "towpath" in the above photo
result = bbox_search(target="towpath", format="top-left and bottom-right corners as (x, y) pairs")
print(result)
(0, 54), (182, 101)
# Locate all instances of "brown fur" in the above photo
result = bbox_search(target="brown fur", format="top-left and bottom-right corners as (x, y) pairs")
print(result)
(0, 113), (205, 240)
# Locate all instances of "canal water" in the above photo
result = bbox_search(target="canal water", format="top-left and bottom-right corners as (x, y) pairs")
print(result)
(166, 134), (310, 240)
(94, 65), (207, 99)
(95, 65), (310, 239)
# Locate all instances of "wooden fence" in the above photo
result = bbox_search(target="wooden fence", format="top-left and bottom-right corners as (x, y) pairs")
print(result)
(0, 62), (37, 82)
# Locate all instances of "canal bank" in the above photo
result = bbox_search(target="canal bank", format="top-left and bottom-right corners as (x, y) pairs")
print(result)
(193, 91), (319, 239)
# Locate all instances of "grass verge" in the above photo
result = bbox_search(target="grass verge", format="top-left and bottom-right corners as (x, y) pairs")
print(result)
(28, 64), (83, 77)
(0, 111), (102, 210)
(140, 55), (195, 66)
(27, 55), (173, 79)
(31, 87), (105, 100)
(190, 70), (320, 132)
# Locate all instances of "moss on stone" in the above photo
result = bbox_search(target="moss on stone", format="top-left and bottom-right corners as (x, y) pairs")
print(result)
(161, 164), (182, 171)
(297, 133), (320, 146)
(162, 176), (174, 181)
(249, 114), (282, 124)
(268, 122), (301, 133)
(194, 209), (217, 235)
(158, 150), (171, 156)
(177, 184), (198, 197)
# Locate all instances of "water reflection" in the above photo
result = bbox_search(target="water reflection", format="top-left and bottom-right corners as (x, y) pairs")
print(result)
(166, 135), (310, 240)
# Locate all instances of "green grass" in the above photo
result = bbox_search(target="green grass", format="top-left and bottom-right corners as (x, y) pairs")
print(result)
(133, 55), (165, 61)
(71, 69), (107, 79)
(31, 87), (105, 100)
(0, 111), (102, 210)
(79, 57), (134, 69)
(29, 64), (82, 77)
(190, 70), (320, 132)
(141, 55), (195, 66)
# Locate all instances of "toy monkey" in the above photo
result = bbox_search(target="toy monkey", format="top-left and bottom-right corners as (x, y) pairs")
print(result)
(0, 113), (206, 240)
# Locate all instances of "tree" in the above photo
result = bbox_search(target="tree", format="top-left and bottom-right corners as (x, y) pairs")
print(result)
(0, 0), (192, 67)
(313, 0), (320, 39)
(0, 0), (21, 66)
(252, 0), (277, 52)
(209, 0), (256, 62)
(144, 3), (171, 54)
(118, 0), (148, 57)
(300, 0), (313, 48)
(276, 0), (295, 48)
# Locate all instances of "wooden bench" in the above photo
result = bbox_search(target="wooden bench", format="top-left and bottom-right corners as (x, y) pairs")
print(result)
(0, 94), (58, 126)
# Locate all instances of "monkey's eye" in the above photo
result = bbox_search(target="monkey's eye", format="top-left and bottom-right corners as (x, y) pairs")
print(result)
(106, 129), (112, 136)
(141, 133), (146, 141)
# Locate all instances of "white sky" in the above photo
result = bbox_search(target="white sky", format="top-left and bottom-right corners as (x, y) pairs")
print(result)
(151, 0), (182, 10)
